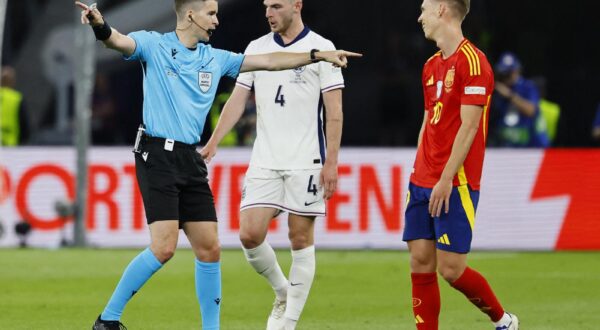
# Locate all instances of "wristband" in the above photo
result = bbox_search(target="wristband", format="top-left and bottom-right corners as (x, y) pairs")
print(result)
(92, 21), (112, 41)
(310, 49), (321, 63)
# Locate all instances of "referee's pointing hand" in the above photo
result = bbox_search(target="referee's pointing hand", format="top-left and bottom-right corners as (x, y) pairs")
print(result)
(75, 1), (104, 26)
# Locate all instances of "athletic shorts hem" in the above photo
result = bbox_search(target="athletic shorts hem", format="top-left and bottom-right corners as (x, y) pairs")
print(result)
(147, 219), (218, 231)
(402, 236), (435, 243)
(240, 202), (326, 217)
(435, 243), (470, 254)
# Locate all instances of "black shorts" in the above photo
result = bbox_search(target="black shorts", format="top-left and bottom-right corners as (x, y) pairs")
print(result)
(135, 137), (217, 225)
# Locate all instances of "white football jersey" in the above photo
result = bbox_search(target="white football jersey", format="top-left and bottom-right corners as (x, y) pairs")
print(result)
(237, 28), (345, 170)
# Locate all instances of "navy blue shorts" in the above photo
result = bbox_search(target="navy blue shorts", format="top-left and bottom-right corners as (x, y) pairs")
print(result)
(402, 183), (479, 254)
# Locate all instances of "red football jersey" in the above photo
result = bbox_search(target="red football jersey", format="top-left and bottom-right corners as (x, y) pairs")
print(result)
(411, 39), (494, 191)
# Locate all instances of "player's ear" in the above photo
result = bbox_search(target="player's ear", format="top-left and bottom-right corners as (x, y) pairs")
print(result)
(438, 3), (445, 17)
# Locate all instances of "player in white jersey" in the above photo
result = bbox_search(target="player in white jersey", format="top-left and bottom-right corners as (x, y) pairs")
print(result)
(200, 1), (345, 329)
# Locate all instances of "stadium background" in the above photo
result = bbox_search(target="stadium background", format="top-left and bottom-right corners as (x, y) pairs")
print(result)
(1, 1), (600, 329)
(2, 0), (600, 147)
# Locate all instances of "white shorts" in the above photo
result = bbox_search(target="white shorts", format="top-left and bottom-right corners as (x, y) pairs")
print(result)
(240, 166), (326, 217)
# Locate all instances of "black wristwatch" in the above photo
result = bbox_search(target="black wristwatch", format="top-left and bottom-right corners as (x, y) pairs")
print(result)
(310, 49), (321, 63)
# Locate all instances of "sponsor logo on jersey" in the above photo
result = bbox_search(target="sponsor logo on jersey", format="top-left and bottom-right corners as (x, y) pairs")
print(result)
(465, 86), (486, 95)
(198, 72), (212, 93)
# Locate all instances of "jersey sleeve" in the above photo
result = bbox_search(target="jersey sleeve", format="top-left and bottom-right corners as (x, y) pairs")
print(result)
(318, 40), (345, 93)
(460, 52), (493, 106)
(212, 48), (246, 79)
(422, 65), (430, 111)
(236, 42), (256, 90)
(123, 30), (158, 62)
(421, 60), (437, 112)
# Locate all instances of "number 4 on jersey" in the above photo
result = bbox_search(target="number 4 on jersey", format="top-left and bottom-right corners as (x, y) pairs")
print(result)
(275, 85), (285, 107)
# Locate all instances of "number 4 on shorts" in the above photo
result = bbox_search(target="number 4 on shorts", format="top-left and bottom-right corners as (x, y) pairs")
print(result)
(307, 175), (318, 196)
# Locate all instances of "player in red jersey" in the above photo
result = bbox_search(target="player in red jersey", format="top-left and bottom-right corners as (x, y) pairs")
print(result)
(402, 0), (519, 329)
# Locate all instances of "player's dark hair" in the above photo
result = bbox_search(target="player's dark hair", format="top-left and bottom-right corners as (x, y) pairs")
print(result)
(441, 0), (470, 21)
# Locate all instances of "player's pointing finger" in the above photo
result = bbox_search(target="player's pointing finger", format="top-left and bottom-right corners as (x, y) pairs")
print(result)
(342, 51), (363, 58)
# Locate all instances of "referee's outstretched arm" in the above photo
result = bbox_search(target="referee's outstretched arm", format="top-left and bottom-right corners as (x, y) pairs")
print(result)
(76, 2), (361, 70)
(240, 50), (362, 73)
(75, 1), (136, 57)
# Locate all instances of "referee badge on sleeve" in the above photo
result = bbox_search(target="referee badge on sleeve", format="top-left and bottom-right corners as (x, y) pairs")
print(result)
(198, 72), (213, 93)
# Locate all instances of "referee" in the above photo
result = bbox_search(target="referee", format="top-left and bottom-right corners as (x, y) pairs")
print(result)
(76, 1), (360, 329)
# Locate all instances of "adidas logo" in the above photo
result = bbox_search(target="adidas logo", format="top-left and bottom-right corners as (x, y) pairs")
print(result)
(437, 233), (451, 245)
(415, 315), (425, 324)
(426, 75), (434, 86)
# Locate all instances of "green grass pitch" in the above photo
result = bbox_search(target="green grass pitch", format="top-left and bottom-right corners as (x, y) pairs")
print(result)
(1, 249), (598, 329)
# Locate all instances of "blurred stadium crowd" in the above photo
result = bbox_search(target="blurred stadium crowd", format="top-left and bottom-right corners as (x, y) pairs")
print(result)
(1, 0), (599, 148)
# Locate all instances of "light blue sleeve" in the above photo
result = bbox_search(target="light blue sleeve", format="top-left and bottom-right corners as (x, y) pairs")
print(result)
(212, 48), (246, 79)
(123, 30), (158, 62)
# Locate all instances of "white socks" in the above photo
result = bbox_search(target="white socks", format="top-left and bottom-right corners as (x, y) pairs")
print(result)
(284, 319), (298, 330)
(244, 243), (316, 329)
(284, 245), (316, 323)
(243, 242), (288, 301)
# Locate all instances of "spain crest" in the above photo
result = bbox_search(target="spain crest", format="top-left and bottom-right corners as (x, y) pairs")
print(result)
(444, 67), (455, 92)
